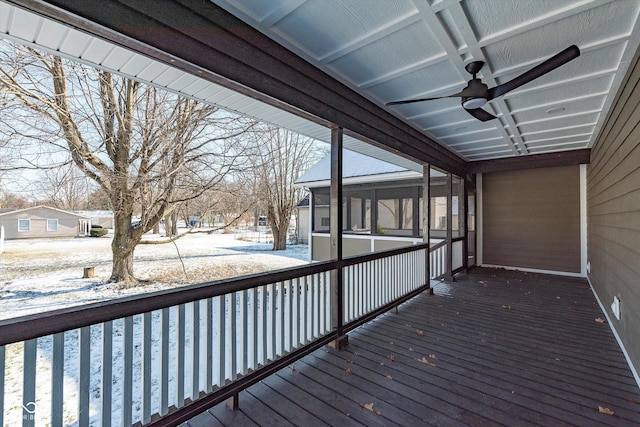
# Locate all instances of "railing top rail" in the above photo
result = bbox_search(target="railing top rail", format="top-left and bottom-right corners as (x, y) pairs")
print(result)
(430, 239), (447, 251)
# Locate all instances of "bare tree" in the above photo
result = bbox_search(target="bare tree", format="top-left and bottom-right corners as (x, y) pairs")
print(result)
(88, 186), (112, 211)
(36, 161), (91, 210)
(0, 189), (30, 209)
(0, 41), (256, 284)
(248, 125), (324, 250)
(213, 181), (256, 228)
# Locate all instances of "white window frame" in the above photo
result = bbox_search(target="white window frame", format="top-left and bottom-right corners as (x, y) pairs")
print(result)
(47, 218), (59, 231)
(18, 219), (30, 232)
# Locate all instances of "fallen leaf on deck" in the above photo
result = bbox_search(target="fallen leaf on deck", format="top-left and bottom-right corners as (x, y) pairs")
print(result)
(629, 398), (637, 403)
(429, 354), (438, 360)
(501, 305), (512, 310)
(289, 364), (296, 372)
(375, 410), (382, 416)
(416, 329), (424, 336)
(417, 356), (436, 366)
(595, 317), (606, 323)
(345, 368), (352, 374)
(386, 375), (393, 380)
(598, 405), (614, 415)
(387, 354), (396, 362)
(359, 402), (374, 411)
(346, 359), (353, 364)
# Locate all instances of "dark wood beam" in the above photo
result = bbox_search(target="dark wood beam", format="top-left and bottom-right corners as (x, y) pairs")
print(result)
(468, 149), (591, 174)
(15, 0), (467, 176)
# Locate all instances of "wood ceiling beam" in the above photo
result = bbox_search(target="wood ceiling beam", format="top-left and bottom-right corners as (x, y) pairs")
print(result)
(468, 149), (591, 173)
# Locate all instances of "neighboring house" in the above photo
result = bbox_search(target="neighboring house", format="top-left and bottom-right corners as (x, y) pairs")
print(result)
(0, 206), (91, 240)
(295, 150), (458, 261)
(295, 196), (309, 244)
(73, 210), (114, 229)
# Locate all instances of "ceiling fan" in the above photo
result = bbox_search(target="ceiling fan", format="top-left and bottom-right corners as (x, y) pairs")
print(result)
(386, 45), (581, 122)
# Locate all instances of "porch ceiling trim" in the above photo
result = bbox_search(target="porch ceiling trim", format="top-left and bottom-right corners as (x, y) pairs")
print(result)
(468, 148), (591, 174)
(14, 0), (467, 176)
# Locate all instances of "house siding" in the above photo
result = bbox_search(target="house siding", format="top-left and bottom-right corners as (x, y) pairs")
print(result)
(0, 207), (85, 239)
(588, 48), (640, 373)
(482, 165), (581, 273)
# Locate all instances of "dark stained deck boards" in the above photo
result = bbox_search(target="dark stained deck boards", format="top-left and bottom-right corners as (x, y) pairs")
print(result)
(185, 268), (640, 427)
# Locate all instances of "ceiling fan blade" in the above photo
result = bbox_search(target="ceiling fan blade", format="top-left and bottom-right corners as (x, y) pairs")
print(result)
(386, 91), (465, 106)
(488, 45), (580, 99)
(466, 108), (496, 122)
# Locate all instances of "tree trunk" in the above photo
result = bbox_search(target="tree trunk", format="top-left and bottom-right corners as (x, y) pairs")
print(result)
(270, 212), (290, 250)
(171, 211), (178, 236)
(110, 213), (138, 284)
(165, 214), (174, 237)
(272, 225), (288, 250)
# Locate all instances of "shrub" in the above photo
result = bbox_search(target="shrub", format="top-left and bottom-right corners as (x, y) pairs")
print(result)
(90, 225), (108, 237)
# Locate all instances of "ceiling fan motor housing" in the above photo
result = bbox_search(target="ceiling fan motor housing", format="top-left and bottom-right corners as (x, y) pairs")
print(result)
(461, 78), (489, 109)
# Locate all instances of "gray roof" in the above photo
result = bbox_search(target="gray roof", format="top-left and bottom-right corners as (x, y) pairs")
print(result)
(0, 205), (90, 219)
(295, 150), (412, 185)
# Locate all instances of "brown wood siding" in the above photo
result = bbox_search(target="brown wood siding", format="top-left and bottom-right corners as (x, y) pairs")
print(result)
(482, 166), (581, 273)
(588, 46), (640, 373)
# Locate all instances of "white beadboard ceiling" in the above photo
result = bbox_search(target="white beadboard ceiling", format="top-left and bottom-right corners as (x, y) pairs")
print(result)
(2, 0), (640, 168)
(214, 0), (640, 162)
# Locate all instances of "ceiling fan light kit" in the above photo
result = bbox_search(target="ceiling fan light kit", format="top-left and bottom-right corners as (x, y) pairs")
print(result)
(387, 45), (581, 122)
(462, 97), (487, 109)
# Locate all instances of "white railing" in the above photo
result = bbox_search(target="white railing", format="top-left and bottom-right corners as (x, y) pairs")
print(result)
(0, 270), (332, 426)
(430, 240), (447, 279)
(343, 246), (427, 323)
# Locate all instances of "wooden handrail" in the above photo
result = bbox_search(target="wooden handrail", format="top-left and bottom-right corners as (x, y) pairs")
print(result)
(0, 242), (435, 346)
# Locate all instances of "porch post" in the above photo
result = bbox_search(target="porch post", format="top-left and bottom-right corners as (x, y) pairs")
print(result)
(462, 176), (469, 271)
(423, 164), (431, 287)
(330, 126), (348, 349)
(446, 172), (453, 280)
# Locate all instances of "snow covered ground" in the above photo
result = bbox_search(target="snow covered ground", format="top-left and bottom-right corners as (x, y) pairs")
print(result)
(1, 231), (311, 426)
(0, 231), (309, 320)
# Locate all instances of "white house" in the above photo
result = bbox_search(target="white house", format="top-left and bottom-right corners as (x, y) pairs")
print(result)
(0, 206), (91, 239)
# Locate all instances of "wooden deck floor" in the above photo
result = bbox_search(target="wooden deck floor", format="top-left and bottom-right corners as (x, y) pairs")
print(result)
(185, 267), (640, 426)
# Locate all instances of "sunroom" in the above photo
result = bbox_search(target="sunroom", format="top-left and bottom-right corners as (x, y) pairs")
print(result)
(296, 149), (471, 276)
